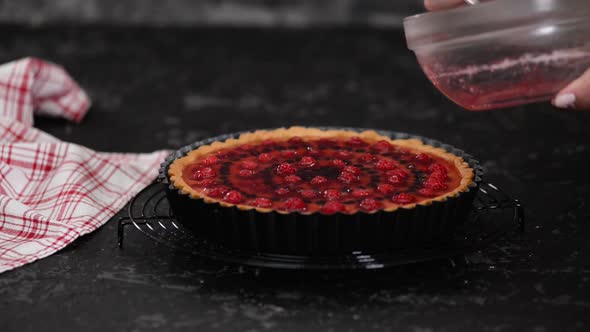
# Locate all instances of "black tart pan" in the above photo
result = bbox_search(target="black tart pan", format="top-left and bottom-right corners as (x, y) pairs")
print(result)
(158, 127), (483, 255)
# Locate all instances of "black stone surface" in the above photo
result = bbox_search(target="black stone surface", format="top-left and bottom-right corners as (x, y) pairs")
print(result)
(1, 26), (589, 332)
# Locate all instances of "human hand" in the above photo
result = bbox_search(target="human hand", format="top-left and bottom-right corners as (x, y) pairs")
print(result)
(424, 0), (465, 11)
(424, 0), (590, 111)
(552, 69), (590, 110)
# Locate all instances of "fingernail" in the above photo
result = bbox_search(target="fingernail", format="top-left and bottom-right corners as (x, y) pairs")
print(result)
(553, 93), (576, 109)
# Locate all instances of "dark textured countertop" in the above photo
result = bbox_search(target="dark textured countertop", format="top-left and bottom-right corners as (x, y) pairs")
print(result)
(1, 26), (589, 332)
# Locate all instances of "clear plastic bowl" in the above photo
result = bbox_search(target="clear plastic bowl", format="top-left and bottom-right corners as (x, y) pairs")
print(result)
(404, 0), (590, 111)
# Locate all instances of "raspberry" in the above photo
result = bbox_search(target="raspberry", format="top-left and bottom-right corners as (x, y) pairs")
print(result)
(206, 186), (229, 198)
(387, 169), (409, 179)
(253, 197), (273, 208)
(202, 156), (219, 166)
(261, 139), (277, 148)
(428, 163), (447, 173)
(280, 197), (306, 211)
(310, 176), (328, 186)
(322, 201), (346, 215)
(284, 175), (302, 183)
(376, 159), (396, 170)
(343, 166), (361, 175)
(337, 150), (353, 159)
(332, 159), (346, 168)
(258, 153), (274, 163)
(241, 160), (258, 170)
(201, 167), (216, 177)
(391, 193), (416, 205)
(338, 171), (359, 184)
(360, 198), (381, 211)
(352, 189), (371, 198)
(276, 163), (297, 176)
(300, 189), (318, 199)
(415, 153), (432, 164)
(190, 167), (216, 180)
(239, 169), (256, 178)
(424, 178), (448, 191)
(429, 170), (448, 182)
(371, 140), (393, 152)
(275, 188), (290, 196)
(282, 150), (297, 158)
(348, 136), (367, 146)
(224, 190), (243, 204)
(418, 188), (436, 197)
(323, 189), (341, 201)
(387, 175), (404, 185)
(288, 136), (304, 146)
(299, 156), (316, 168)
(199, 178), (217, 187)
(359, 153), (376, 162)
(377, 183), (395, 195)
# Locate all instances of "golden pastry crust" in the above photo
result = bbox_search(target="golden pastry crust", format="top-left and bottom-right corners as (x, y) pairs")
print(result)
(168, 127), (475, 214)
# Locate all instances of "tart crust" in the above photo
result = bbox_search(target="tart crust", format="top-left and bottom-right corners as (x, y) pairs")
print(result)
(168, 127), (475, 215)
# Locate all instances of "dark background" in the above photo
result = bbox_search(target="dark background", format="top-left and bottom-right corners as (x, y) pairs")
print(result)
(1, 1), (590, 331)
(0, 0), (422, 26)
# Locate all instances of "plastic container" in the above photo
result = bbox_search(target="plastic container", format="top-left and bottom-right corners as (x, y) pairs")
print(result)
(404, 0), (590, 110)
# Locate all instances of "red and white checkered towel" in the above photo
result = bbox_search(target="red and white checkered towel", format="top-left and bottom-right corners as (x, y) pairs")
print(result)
(0, 57), (168, 273)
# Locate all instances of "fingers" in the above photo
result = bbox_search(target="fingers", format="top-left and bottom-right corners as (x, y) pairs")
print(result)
(424, 0), (465, 11)
(552, 68), (590, 110)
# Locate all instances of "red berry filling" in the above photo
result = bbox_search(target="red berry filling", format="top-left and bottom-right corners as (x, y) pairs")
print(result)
(338, 171), (359, 184)
(415, 153), (432, 164)
(241, 160), (258, 170)
(418, 188), (436, 197)
(284, 175), (302, 183)
(323, 189), (341, 201)
(376, 159), (396, 170)
(207, 186), (230, 198)
(310, 176), (328, 185)
(300, 189), (318, 199)
(371, 140), (393, 153)
(360, 198), (381, 211)
(348, 136), (367, 146)
(182, 136), (464, 214)
(282, 150), (297, 158)
(275, 188), (290, 195)
(281, 197), (306, 211)
(387, 175), (405, 185)
(332, 159), (346, 168)
(299, 156), (316, 167)
(190, 167), (216, 180)
(322, 201), (346, 215)
(391, 193), (416, 205)
(224, 190), (243, 204)
(276, 163), (297, 176)
(239, 169), (256, 178)
(203, 156), (219, 166)
(359, 153), (376, 162)
(253, 197), (273, 208)
(258, 153), (274, 163)
(352, 189), (372, 198)
(377, 183), (395, 195)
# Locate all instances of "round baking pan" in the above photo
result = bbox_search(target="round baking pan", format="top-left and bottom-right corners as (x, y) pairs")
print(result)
(158, 127), (483, 255)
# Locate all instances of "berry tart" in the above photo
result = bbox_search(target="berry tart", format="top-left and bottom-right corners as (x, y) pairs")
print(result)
(163, 127), (481, 254)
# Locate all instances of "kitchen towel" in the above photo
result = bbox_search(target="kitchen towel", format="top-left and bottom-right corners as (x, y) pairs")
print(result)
(0, 57), (168, 273)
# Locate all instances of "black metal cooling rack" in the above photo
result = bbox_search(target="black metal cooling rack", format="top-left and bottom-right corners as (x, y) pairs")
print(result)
(118, 182), (524, 270)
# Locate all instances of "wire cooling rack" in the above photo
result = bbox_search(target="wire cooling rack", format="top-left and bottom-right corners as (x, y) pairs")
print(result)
(118, 182), (524, 270)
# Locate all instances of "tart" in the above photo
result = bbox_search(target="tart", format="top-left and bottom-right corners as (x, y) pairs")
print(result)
(164, 127), (481, 254)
